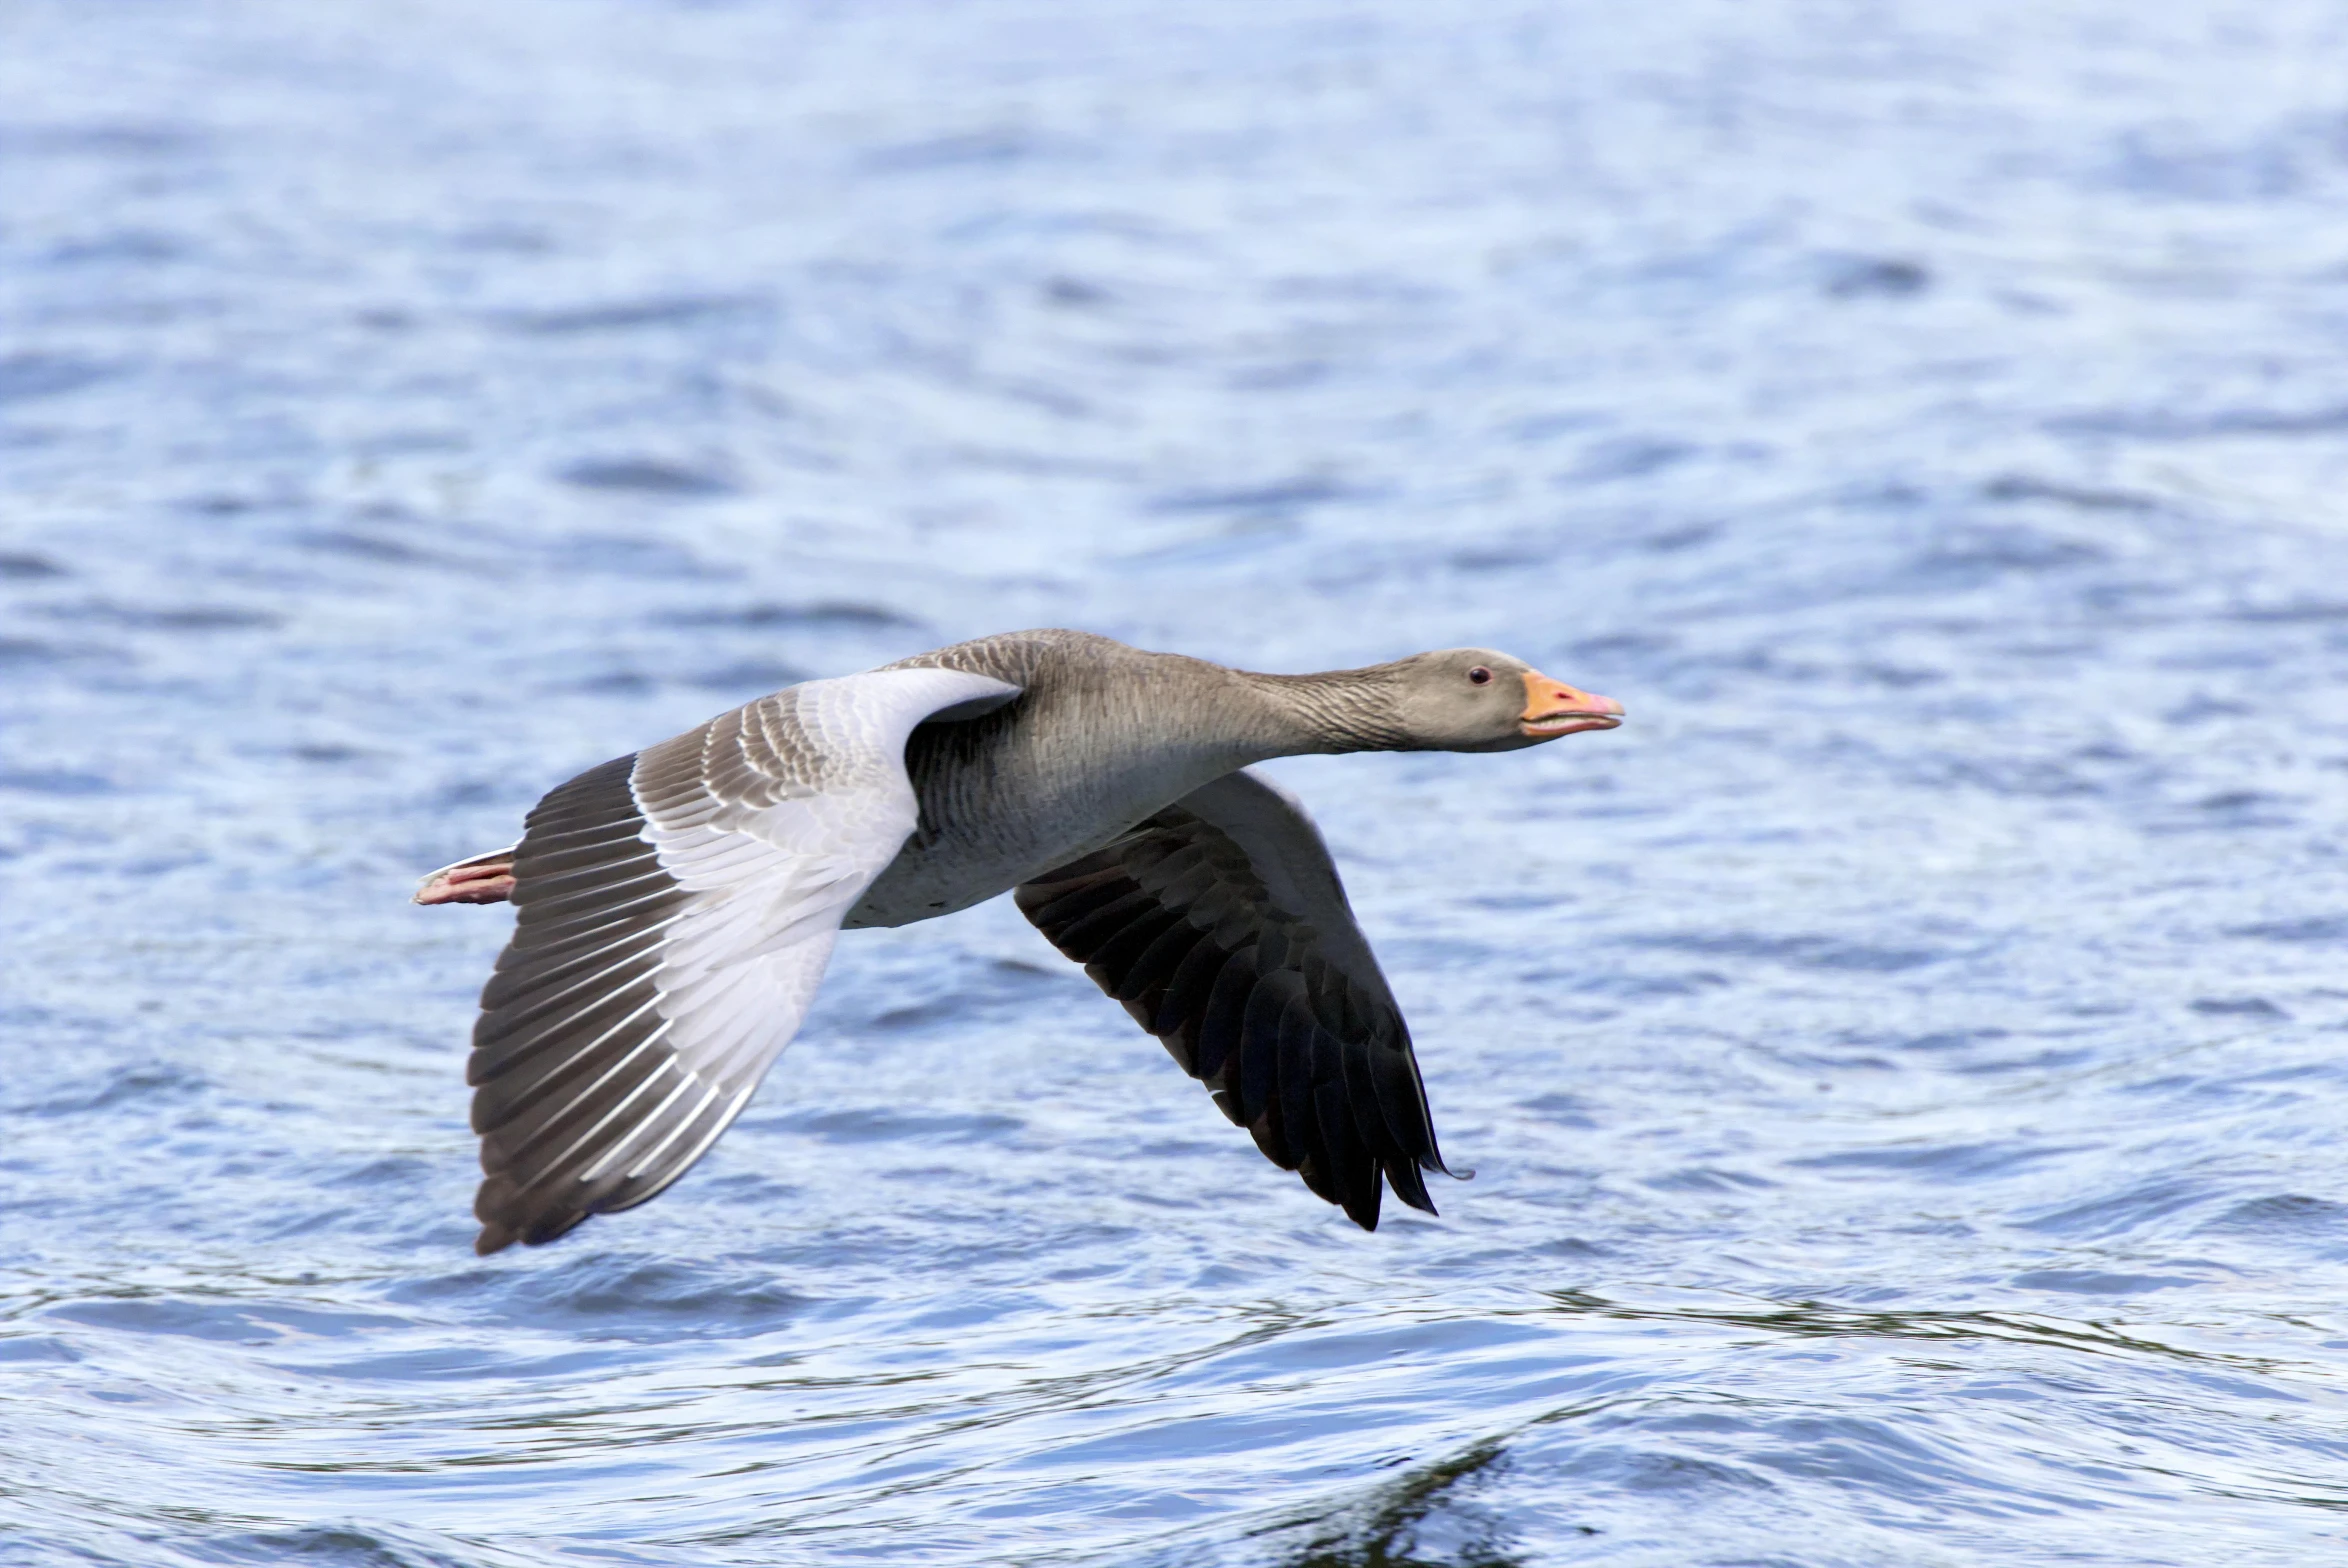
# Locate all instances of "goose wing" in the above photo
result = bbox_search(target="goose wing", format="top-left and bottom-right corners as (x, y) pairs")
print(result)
(1015, 768), (1450, 1230)
(466, 667), (1020, 1253)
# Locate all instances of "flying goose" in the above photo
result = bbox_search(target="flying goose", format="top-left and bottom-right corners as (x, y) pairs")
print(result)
(416, 629), (1623, 1253)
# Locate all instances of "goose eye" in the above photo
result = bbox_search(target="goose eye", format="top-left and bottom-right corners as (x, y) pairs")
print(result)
(1467, 666), (1493, 686)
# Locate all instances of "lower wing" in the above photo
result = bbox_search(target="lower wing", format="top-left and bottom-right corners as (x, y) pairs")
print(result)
(1015, 769), (1452, 1230)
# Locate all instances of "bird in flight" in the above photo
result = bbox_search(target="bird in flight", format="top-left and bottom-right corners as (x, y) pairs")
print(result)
(416, 629), (1624, 1254)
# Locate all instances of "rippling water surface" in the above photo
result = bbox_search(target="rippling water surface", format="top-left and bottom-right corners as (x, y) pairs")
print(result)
(7, 2), (2348, 1562)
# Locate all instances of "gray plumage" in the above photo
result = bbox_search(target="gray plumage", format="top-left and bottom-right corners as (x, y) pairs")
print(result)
(426, 629), (1624, 1253)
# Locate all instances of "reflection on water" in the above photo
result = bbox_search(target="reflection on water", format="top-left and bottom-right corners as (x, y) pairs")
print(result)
(1269, 1441), (1527, 1568)
(1542, 1289), (2270, 1369)
(6, 0), (2348, 1563)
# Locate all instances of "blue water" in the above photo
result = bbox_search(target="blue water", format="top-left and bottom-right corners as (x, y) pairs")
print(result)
(6, 1), (2348, 1562)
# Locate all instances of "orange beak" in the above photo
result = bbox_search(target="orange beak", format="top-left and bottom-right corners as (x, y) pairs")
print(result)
(1519, 670), (1625, 738)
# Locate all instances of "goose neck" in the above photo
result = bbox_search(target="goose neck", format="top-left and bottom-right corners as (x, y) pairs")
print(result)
(1236, 666), (1410, 756)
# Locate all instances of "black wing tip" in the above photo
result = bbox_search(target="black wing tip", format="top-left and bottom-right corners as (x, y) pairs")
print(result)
(1383, 1156), (1440, 1217)
(473, 1172), (596, 1254)
(473, 1214), (591, 1254)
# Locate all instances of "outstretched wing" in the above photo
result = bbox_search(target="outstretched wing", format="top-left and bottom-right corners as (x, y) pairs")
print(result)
(1014, 769), (1451, 1230)
(466, 667), (1020, 1253)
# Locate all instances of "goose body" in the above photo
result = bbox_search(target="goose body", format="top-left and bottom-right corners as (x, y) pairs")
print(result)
(847, 633), (1276, 926)
(417, 629), (1623, 1253)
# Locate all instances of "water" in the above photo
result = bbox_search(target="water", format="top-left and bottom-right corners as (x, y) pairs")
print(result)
(5, 1), (2348, 1562)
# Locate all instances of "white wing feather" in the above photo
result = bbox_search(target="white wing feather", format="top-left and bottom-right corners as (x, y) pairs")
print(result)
(466, 666), (1018, 1251)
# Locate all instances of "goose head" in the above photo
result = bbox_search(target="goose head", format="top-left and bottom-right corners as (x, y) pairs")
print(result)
(1388, 648), (1624, 753)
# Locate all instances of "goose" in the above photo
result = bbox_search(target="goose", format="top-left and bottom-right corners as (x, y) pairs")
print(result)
(416, 629), (1623, 1253)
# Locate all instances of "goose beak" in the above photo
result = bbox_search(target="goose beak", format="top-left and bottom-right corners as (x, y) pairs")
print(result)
(1519, 671), (1624, 738)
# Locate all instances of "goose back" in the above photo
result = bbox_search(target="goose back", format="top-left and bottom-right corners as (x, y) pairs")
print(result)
(845, 630), (1282, 927)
